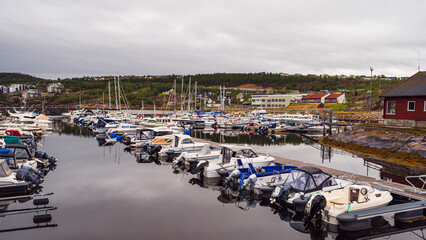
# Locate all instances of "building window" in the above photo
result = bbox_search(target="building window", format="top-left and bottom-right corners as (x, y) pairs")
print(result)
(262, 99), (265, 102)
(407, 101), (415, 111)
(424, 101), (426, 111)
(387, 101), (396, 115)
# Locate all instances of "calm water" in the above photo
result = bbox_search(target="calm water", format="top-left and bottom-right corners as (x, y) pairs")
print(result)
(0, 125), (424, 239)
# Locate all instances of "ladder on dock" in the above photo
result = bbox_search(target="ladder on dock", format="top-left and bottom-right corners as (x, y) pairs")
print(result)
(405, 175), (426, 194)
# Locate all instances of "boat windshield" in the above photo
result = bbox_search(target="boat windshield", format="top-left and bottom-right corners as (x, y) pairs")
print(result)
(285, 170), (336, 191)
(285, 170), (309, 191)
(235, 149), (258, 158)
(312, 173), (331, 186)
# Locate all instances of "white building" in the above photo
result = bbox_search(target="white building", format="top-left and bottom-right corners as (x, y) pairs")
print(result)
(0, 85), (9, 93)
(47, 83), (64, 93)
(9, 84), (28, 93)
(251, 94), (305, 108)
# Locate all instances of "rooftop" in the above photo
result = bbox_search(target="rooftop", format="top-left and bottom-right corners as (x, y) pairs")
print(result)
(380, 71), (426, 97)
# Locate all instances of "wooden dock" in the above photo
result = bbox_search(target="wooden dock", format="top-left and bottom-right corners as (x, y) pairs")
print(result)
(194, 138), (426, 201)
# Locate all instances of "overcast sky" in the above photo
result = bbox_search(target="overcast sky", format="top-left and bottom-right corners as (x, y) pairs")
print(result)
(1, 0), (425, 79)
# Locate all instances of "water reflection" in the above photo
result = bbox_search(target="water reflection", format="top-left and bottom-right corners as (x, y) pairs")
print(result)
(11, 122), (421, 240)
(0, 195), (57, 233)
(190, 129), (423, 187)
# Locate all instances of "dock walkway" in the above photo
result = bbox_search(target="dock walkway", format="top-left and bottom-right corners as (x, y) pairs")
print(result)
(194, 138), (426, 201)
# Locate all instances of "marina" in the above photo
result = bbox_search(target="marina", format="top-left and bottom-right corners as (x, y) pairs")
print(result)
(2, 1), (426, 239)
(0, 109), (424, 239)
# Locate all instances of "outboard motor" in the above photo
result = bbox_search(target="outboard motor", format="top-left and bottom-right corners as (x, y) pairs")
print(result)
(16, 169), (43, 185)
(195, 161), (208, 173)
(142, 143), (149, 152)
(148, 145), (162, 155)
(271, 183), (293, 204)
(32, 131), (41, 139)
(25, 139), (38, 151)
(223, 169), (241, 187)
(173, 152), (190, 170)
(21, 163), (44, 177)
(241, 174), (257, 190)
(305, 195), (327, 222)
(35, 150), (57, 164)
(148, 145), (162, 161)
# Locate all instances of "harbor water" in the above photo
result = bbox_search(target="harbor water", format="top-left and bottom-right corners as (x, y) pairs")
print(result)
(0, 124), (424, 239)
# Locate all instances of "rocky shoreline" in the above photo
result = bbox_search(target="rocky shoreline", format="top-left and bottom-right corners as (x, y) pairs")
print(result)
(321, 127), (426, 173)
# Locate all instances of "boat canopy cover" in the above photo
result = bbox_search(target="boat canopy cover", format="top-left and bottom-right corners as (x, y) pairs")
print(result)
(136, 129), (155, 140)
(297, 167), (325, 175)
(0, 136), (24, 145)
(284, 167), (333, 192)
(0, 160), (12, 177)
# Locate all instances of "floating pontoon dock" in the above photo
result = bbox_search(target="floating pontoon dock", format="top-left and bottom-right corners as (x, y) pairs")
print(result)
(195, 138), (426, 201)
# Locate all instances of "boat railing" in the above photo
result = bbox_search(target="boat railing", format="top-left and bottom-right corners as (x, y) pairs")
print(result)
(405, 175), (426, 194)
(340, 173), (356, 183)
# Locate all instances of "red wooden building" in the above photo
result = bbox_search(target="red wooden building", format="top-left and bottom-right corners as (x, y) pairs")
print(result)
(380, 71), (426, 128)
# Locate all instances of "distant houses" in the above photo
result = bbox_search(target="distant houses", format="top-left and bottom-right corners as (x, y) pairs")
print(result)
(0, 82), (64, 99)
(380, 71), (426, 128)
(301, 93), (346, 104)
(47, 82), (64, 93)
(325, 93), (347, 104)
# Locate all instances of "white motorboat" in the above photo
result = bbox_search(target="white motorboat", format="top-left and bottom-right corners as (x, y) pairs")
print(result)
(201, 145), (275, 179)
(305, 184), (393, 232)
(125, 128), (178, 148)
(171, 143), (221, 173)
(157, 134), (208, 161)
(106, 123), (139, 136)
(270, 167), (353, 207)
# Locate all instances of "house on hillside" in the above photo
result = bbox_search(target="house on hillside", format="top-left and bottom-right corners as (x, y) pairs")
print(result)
(380, 71), (426, 128)
(301, 93), (330, 104)
(22, 89), (42, 99)
(325, 93), (346, 104)
(47, 83), (64, 93)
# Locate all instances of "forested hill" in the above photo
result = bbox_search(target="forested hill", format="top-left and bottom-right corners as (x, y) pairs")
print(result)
(0, 72), (401, 92)
(0, 72), (46, 85)
(174, 73), (363, 91)
(136, 73), (401, 92)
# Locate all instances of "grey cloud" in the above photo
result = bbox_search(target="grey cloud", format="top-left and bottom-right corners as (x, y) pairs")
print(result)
(0, 0), (425, 79)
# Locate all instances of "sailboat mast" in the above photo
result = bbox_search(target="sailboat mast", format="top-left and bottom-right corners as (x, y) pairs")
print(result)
(174, 79), (177, 111)
(181, 78), (184, 111)
(114, 77), (118, 110)
(117, 75), (121, 111)
(223, 85), (225, 112)
(194, 81), (197, 110)
(187, 77), (191, 112)
(108, 81), (111, 109)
